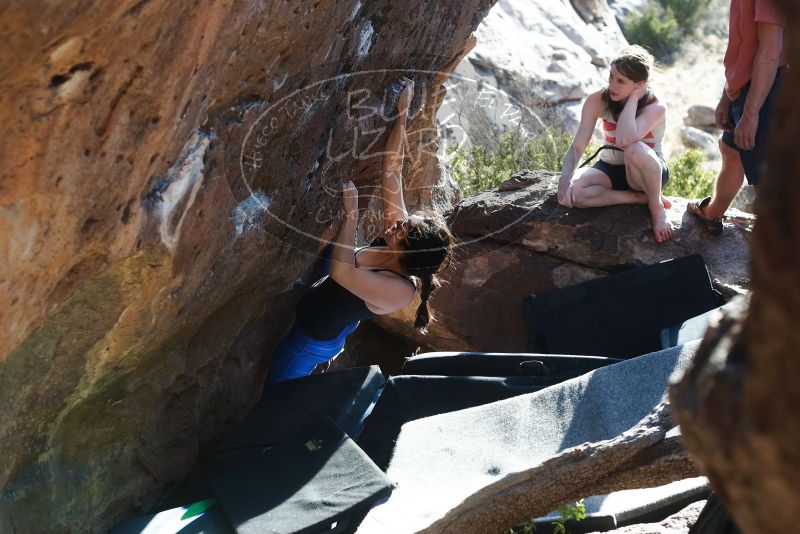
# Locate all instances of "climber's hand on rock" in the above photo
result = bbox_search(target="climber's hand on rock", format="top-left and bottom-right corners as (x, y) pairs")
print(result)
(342, 180), (359, 219)
(398, 78), (414, 114)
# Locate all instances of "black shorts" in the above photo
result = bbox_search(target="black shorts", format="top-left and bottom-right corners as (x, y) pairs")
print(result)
(720, 67), (784, 186)
(591, 157), (670, 191)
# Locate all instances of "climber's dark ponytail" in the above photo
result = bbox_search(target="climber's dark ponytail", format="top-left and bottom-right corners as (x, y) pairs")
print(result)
(412, 271), (442, 334)
(398, 210), (453, 334)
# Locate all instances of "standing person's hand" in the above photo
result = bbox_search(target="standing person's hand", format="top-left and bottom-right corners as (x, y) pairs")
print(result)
(715, 92), (733, 131)
(342, 180), (359, 220)
(398, 77), (414, 114)
(734, 109), (758, 150)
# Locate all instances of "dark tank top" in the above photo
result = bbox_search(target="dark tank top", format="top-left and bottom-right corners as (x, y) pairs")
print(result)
(295, 241), (415, 340)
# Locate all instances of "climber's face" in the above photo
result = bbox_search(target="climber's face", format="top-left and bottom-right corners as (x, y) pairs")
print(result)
(608, 65), (636, 102)
(385, 217), (411, 250)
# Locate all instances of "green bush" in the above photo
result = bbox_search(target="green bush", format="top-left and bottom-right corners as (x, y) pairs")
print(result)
(446, 127), (579, 197)
(663, 148), (715, 198)
(622, 0), (710, 61)
(553, 500), (587, 534)
(661, 0), (710, 27)
(622, 7), (682, 61)
(507, 500), (587, 534)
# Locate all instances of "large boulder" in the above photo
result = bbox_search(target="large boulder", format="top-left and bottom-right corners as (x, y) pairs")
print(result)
(375, 170), (753, 353)
(685, 104), (718, 129)
(680, 126), (719, 157)
(436, 0), (629, 143)
(0, 1), (495, 531)
(469, 0), (627, 104)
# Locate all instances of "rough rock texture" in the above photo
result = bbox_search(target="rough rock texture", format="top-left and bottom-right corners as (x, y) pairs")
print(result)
(374, 170), (753, 353)
(731, 185), (755, 214)
(605, 0), (651, 19)
(685, 105), (717, 129)
(680, 126), (719, 158)
(588, 500), (706, 533)
(0, 1), (495, 532)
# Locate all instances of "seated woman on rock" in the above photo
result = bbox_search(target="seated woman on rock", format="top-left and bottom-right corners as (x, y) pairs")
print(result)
(557, 45), (674, 243)
(267, 80), (453, 383)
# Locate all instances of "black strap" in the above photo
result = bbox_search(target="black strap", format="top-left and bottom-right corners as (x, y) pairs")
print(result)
(370, 268), (416, 288)
(579, 144), (624, 168)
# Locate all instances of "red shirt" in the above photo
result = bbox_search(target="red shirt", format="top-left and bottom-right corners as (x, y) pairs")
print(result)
(724, 0), (787, 100)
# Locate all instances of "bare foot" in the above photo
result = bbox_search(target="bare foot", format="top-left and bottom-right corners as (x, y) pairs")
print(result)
(650, 203), (675, 243)
(661, 195), (672, 209)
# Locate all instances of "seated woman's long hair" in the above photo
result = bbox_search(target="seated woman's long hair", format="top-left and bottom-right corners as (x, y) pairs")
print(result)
(602, 45), (658, 120)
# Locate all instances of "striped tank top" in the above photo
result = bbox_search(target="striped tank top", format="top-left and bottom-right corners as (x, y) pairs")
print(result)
(600, 110), (666, 165)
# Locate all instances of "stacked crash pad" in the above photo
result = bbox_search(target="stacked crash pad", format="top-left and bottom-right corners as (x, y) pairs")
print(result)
(358, 352), (620, 471)
(523, 255), (721, 358)
(113, 367), (392, 534)
(113, 345), (707, 534)
(356, 342), (704, 533)
(113, 255), (723, 533)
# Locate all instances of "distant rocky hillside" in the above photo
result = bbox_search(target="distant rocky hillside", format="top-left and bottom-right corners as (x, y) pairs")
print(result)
(437, 0), (730, 165)
(436, 0), (631, 143)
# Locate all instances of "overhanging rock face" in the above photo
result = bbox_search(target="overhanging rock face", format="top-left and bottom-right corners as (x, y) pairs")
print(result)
(0, 1), (495, 531)
(375, 171), (753, 353)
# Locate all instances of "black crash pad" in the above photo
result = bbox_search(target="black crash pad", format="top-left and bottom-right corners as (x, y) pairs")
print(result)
(212, 418), (393, 534)
(221, 365), (385, 453)
(523, 254), (721, 359)
(689, 492), (741, 534)
(403, 351), (620, 378)
(155, 367), (385, 511)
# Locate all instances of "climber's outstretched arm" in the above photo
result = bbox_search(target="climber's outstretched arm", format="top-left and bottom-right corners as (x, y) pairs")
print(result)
(381, 79), (413, 230)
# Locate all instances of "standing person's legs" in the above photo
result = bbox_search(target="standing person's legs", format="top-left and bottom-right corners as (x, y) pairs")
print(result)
(690, 69), (783, 225)
(737, 68), (783, 187)
(693, 140), (746, 221)
(624, 142), (675, 243)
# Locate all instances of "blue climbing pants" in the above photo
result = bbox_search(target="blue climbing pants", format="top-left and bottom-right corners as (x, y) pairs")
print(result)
(267, 321), (359, 383)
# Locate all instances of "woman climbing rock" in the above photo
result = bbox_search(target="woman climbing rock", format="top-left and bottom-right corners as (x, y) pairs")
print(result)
(267, 79), (454, 383)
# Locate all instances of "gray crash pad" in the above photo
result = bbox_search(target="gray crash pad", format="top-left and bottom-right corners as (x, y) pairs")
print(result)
(534, 476), (708, 532)
(356, 342), (699, 533)
(659, 301), (737, 350)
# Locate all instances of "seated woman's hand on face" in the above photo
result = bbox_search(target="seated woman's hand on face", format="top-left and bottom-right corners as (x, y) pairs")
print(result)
(629, 82), (648, 102)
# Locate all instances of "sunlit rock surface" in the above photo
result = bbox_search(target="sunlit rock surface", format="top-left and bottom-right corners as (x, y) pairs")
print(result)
(0, 1), (495, 531)
(437, 0), (628, 144)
